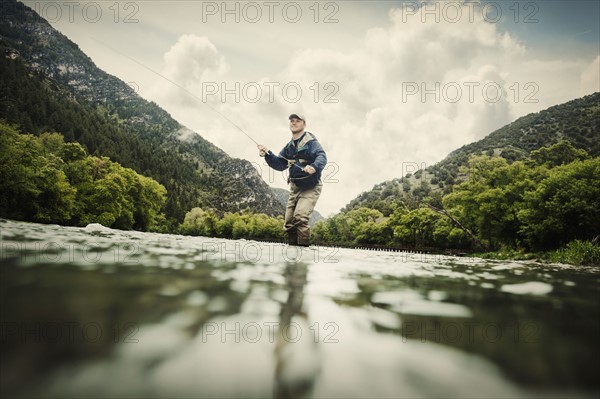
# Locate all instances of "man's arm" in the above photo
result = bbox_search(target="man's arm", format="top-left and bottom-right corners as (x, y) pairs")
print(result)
(309, 141), (327, 173)
(258, 144), (289, 171)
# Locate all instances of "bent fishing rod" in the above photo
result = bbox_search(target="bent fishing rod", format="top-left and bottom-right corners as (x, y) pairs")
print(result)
(90, 38), (313, 177)
(90, 37), (261, 147)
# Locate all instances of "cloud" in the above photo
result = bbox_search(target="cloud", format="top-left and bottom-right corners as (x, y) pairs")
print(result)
(581, 55), (600, 95)
(153, 34), (229, 107)
(163, 34), (228, 84)
(148, 3), (597, 216)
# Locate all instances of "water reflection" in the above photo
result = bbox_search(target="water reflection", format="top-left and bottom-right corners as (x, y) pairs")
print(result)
(274, 261), (317, 399)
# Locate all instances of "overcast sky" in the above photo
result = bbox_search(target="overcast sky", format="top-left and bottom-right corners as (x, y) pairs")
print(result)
(22, 0), (600, 216)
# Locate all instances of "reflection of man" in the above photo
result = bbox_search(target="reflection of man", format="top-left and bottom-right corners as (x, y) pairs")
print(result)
(257, 114), (327, 246)
(274, 262), (317, 398)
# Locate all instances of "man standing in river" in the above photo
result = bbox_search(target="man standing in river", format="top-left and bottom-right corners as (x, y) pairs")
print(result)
(257, 114), (327, 246)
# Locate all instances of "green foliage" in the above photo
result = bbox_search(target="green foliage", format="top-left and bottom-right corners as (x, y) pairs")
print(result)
(0, 124), (76, 223)
(442, 148), (599, 251)
(443, 155), (539, 249)
(388, 206), (470, 248)
(316, 140), (599, 261)
(530, 140), (590, 167)
(312, 204), (470, 248)
(412, 180), (432, 200)
(391, 207), (439, 247)
(0, 122), (167, 230)
(549, 240), (600, 266)
(180, 208), (285, 241)
(181, 208), (219, 237)
(518, 158), (600, 250)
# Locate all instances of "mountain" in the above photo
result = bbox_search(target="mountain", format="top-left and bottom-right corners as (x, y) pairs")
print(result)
(0, 0), (284, 222)
(270, 187), (325, 226)
(344, 92), (600, 214)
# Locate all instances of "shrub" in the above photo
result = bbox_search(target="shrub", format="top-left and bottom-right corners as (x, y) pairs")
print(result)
(550, 240), (600, 266)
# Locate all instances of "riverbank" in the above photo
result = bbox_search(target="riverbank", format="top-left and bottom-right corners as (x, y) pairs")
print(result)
(471, 240), (600, 266)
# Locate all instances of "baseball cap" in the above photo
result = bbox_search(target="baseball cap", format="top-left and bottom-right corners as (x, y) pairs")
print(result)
(289, 113), (306, 123)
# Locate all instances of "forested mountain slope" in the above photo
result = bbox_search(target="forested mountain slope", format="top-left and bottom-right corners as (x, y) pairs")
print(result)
(344, 92), (600, 214)
(0, 0), (284, 222)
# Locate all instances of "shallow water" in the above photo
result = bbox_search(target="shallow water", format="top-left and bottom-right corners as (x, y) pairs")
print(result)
(1, 219), (598, 398)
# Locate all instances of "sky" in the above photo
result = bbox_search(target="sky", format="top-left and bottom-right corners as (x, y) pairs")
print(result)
(21, 0), (600, 216)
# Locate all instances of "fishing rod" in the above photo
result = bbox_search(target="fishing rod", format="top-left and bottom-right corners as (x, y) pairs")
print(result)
(90, 37), (261, 146)
(90, 39), (312, 172)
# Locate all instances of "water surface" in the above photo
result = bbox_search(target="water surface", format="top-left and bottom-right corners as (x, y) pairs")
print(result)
(1, 219), (598, 398)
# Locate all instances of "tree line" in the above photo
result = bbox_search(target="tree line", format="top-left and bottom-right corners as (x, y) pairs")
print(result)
(0, 122), (167, 230)
(312, 141), (599, 264)
(180, 207), (285, 241)
(1, 121), (287, 239)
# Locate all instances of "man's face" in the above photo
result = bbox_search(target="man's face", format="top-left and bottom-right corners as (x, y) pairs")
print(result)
(289, 118), (305, 134)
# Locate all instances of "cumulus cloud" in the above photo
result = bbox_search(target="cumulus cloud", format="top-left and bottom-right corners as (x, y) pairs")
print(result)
(149, 3), (598, 216)
(581, 55), (600, 95)
(164, 34), (228, 83)
(153, 34), (229, 107)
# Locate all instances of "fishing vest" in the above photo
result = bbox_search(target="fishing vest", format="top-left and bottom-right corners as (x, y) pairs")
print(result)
(283, 132), (321, 188)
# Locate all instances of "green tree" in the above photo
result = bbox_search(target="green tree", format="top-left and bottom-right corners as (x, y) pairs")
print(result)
(0, 124), (76, 223)
(232, 217), (249, 239)
(0, 123), (42, 219)
(216, 212), (239, 237)
(134, 175), (167, 231)
(530, 139), (589, 167)
(78, 170), (132, 227)
(33, 152), (76, 223)
(443, 155), (539, 249)
(181, 208), (218, 236)
(390, 207), (440, 247)
(518, 158), (600, 250)
(354, 220), (392, 245)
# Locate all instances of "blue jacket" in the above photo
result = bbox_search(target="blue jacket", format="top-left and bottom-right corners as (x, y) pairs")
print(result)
(265, 132), (327, 189)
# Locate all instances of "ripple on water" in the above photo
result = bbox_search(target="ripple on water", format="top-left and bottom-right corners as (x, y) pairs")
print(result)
(392, 300), (473, 318)
(186, 290), (209, 306)
(500, 281), (553, 295)
(371, 289), (472, 318)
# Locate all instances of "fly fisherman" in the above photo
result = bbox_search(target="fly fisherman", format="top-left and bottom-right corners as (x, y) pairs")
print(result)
(257, 114), (327, 246)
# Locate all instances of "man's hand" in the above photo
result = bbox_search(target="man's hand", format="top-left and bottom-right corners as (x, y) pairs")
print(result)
(257, 145), (268, 157)
(303, 165), (316, 175)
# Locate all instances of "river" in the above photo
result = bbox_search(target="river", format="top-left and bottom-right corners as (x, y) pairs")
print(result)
(1, 218), (598, 398)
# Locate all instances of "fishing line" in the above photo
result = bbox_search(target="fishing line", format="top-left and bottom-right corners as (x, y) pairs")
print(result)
(90, 37), (261, 146)
(90, 38), (313, 177)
